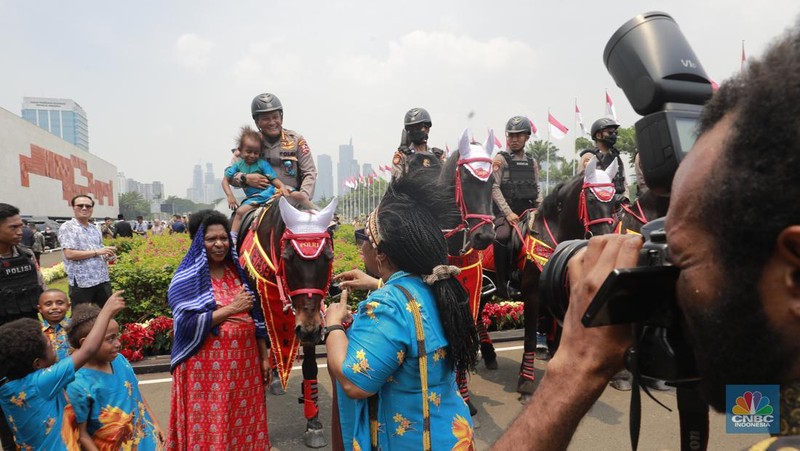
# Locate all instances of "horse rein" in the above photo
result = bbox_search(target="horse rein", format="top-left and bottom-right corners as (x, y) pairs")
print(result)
(620, 200), (648, 225)
(578, 181), (616, 236)
(444, 156), (495, 252)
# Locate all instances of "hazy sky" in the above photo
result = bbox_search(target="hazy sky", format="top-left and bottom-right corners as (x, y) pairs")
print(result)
(1, 1), (796, 197)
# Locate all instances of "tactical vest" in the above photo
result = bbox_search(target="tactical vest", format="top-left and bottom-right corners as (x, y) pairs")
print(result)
(0, 248), (41, 319)
(499, 152), (539, 214)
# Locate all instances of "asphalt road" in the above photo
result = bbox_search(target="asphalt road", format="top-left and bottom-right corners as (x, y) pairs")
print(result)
(137, 340), (764, 450)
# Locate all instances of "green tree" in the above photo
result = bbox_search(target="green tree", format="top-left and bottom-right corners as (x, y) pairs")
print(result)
(550, 160), (579, 183)
(575, 137), (593, 153)
(616, 126), (637, 158)
(525, 140), (564, 166)
(161, 196), (213, 216)
(118, 192), (150, 219)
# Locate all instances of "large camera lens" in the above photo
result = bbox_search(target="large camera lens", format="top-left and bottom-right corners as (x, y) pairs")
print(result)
(539, 240), (588, 323)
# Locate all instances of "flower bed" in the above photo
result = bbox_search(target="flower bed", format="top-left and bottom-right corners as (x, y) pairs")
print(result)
(481, 301), (524, 331)
(41, 262), (67, 284)
(119, 316), (174, 362)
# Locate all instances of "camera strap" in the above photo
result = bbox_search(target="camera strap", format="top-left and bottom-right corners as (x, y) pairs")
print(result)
(628, 333), (709, 451)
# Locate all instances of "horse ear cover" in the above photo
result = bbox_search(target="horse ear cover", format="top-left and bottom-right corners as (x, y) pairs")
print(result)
(279, 197), (338, 234)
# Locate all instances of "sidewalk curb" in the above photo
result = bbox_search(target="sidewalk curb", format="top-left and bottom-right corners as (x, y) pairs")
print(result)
(132, 328), (525, 375)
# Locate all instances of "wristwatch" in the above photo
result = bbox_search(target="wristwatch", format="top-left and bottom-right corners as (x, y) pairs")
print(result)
(239, 174), (247, 186)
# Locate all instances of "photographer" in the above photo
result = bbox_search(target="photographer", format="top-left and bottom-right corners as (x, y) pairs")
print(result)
(494, 23), (800, 450)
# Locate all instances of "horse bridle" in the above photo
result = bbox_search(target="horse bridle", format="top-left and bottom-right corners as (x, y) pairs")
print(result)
(270, 229), (333, 314)
(443, 156), (495, 249)
(578, 181), (616, 237)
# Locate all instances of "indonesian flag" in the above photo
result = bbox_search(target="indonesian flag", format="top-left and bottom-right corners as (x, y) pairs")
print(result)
(605, 90), (618, 122)
(490, 128), (504, 150)
(529, 118), (540, 139)
(710, 78), (720, 92)
(575, 102), (588, 135)
(344, 178), (356, 189)
(548, 112), (568, 140)
(359, 175), (365, 186)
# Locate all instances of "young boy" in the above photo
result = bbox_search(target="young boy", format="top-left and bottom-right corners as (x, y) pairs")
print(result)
(223, 125), (292, 235)
(66, 304), (165, 450)
(38, 289), (72, 362)
(0, 291), (125, 450)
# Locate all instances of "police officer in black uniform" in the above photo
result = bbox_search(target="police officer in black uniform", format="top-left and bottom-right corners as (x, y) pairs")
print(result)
(491, 116), (540, 299)
(392, 107), (445, 179)
(580, 118), (628, 204)
(0, 203), (45, 450)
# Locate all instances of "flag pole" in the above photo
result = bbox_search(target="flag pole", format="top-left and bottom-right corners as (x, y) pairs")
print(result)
(573, 98), (578, 176)
(546, 108), (551, 195)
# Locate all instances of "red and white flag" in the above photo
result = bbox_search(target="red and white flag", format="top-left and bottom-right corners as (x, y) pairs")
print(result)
(490, 129), (504, 150)
(710, 78), (720, 91)
(344, 177), (355, 189)
(605, 90), (618, 122)
(548, 112), (568, 140)
(575, 102), (588, 135)
(529, 118), (540, 139)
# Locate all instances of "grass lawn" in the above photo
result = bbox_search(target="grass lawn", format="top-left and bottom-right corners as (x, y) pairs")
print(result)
(49, 277), (69, 294)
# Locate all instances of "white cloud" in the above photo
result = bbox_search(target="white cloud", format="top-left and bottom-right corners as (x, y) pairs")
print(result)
(331, 30), (536, 86)
(175, 33), (215, 71)
(230, 39), (304, 87)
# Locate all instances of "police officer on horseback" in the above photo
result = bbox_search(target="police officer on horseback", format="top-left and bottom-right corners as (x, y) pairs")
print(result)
(491, 116), (540, 299)
(230, 93), (317, 209)
(580, 118), (628, 204)
(392, 107), (445, 179)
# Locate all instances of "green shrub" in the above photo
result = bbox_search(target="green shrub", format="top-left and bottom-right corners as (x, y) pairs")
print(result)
(103, 237), (146, 256)
(110, 234), (190, 323)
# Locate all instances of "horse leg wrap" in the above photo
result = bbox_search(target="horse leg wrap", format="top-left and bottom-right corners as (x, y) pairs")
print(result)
(520, 351), (536, 381)
(457, 370), (470, 402)
(476, 320), (492, 345)
(299, 379), (320, 420)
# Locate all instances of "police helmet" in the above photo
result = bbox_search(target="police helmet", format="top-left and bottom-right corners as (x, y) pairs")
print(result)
(251, 93), (283, 120)
(506, 116), (532, 135)
(404, 108), (432, 128)
(590, 118), (619, 139)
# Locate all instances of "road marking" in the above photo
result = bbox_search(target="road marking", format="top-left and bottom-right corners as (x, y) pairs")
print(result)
(138, 343), (526, 385)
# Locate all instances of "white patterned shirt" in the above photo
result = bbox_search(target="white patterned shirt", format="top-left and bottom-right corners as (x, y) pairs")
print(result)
(59, 219), (110, 287)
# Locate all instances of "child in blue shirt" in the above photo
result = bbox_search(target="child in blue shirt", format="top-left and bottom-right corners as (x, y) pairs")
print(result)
(66, 304), (165, 450)
(0, 291), (125, 450)
(223, 126), (292, 235)
(38, 288), (72, 362)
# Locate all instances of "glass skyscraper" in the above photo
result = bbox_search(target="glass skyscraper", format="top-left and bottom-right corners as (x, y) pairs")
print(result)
(21, 97), (89, 152)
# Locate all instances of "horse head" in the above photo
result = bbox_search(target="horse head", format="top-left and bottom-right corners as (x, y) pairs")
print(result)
(578, 158), (617, 238)
(440, 128), (496, 251)
(276, 197), (337, 345)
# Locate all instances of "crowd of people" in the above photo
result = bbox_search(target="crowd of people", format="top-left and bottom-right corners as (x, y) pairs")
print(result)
(2, 19), (800, 450)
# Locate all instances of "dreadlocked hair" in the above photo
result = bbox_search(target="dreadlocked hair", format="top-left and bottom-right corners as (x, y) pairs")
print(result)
(67, 303), (101, 348)
(378, 175), (479, 372)
(0, 318), (48, 381)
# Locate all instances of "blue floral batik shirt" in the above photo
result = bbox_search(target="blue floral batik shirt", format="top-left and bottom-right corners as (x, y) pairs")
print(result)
(336, 271), (475, 451)
(42, 318), (72, 362)
(58, 218), (109, 288)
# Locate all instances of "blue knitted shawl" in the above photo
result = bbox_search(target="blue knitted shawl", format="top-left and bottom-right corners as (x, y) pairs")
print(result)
(168, 224), (266, 371)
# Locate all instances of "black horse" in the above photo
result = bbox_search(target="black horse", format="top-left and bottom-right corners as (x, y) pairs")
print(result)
(401, 129), (497, 418)
(616, 188), (670, 234)
(238, 197), (337, 448)
(481, 158), (620, 402)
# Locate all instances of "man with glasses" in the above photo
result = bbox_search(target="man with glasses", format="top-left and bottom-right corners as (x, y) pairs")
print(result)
(58, 195), (116, 306)
(491, 115), (540, 300)
(392, 107), (445, 179)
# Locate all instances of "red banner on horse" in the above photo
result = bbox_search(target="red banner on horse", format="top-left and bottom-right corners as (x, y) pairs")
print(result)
(448, 249), (483, 323)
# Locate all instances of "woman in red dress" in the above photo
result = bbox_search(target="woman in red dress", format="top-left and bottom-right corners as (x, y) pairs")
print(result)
(167, 210), (271, 449)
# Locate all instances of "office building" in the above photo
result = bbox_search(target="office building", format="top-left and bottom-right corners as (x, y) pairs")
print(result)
(21, 97), (89, 152)
(315, 154), (334, 201)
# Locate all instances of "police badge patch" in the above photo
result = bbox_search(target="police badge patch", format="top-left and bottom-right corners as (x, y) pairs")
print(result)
(298, 138), (310, 155)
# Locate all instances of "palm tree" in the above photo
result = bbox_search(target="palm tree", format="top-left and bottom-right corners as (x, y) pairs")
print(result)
(526, 140), (565, 195)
